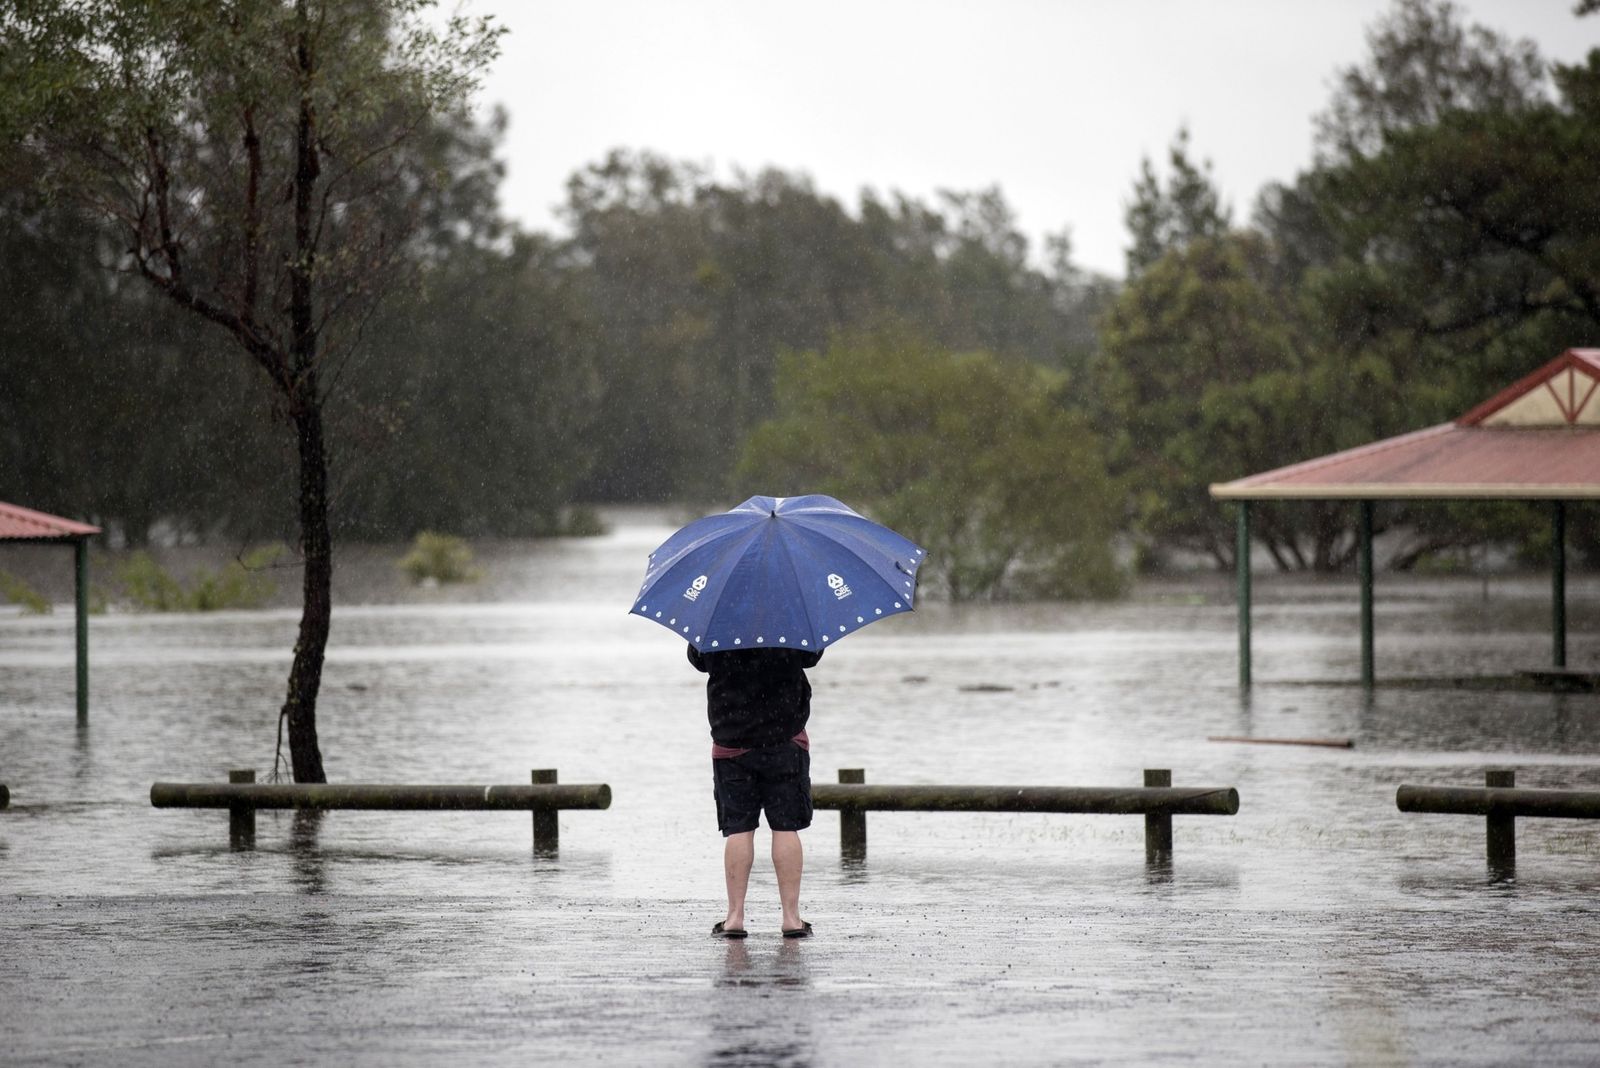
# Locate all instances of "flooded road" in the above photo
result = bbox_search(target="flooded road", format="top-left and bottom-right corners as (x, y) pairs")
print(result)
(3, 510), (1599, 1065)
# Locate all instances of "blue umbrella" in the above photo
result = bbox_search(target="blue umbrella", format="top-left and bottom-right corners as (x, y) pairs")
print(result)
(632, 494), (926, 653)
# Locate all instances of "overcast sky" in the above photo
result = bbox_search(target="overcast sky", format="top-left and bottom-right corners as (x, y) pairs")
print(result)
(465, 1), (1598, 279)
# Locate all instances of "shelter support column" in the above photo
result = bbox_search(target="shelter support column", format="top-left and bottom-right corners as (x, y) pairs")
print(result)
(1236, 502), (1251, 689)
(1359, 500), (1374, 689)
(74, 536), (89, 725)
(1553, 500), (1567, 670)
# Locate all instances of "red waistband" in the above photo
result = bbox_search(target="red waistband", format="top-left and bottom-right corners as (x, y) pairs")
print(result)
(712, 729), (808, 759)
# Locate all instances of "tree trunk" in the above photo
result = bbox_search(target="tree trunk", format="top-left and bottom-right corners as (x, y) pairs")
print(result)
(281, 1), (327, 784)
(281, 394), (330, 784)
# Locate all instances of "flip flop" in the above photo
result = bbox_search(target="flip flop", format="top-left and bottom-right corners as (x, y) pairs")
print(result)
(712, 921), (748, 939)
(782, 922), (813, 939)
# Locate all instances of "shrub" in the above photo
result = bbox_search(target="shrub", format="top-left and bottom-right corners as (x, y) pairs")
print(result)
(398, 532), (482, 584)
(114, 546), (281, 611)
(0, 570), (51, 614)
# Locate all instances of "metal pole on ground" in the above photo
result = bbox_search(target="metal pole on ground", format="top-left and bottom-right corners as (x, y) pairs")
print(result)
(532, 769), (558, 855)
(1486, 769), (1515, 875)
(229, 768), (256, 849)
(1144, 769), (1173, 863)
(75, 537), (89, 725)
(1552, 501), (1567, 670)
(1359, 500), (1374, 689)
(1237, 502), (1252, 689)
(838, 768), (866, 862)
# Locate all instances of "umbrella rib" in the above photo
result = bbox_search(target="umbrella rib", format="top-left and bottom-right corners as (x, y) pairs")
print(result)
(768, 523), (821, 646)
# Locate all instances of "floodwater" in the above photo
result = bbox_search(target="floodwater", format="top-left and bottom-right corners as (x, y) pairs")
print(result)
(3, 508), (1599, 1066)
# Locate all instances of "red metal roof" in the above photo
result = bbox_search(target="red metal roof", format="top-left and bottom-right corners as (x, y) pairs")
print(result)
(1211, 349), (1600, 500)
(0, 501), (102, 540)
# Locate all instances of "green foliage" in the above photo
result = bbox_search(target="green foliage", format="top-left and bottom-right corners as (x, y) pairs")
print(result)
(0, 570), (51, 614)
(561, 151), (1113, 503)
(1125, 127), (1232, 277)
(1313, 0), (1546, 163)
(398, 532), (481, 585)
(737, 332), (1124, 601)
(114, 545), (281, 611)
(1099, 231), (1379, 572)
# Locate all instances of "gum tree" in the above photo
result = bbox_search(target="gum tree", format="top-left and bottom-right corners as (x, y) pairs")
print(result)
(2, 0), (501, 780)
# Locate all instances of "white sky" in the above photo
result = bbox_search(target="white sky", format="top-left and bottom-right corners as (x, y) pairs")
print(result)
(464, 0), (1598, 279)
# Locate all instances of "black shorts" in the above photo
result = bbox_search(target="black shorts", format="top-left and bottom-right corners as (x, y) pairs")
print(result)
(712, 742), (812, 836)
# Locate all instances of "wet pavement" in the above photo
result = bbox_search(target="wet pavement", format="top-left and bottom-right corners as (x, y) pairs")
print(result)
(3, 511), (1600, 1065)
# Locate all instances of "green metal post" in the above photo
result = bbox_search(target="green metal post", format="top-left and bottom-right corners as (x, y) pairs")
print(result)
(74, 537), (89, 725)
(1553, 501), (1567, 670)
(1237, 502), (1252, 689)
(1359, 500), (1374, 689)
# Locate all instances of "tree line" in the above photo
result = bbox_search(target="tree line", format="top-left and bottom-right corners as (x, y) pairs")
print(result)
(4, 0), (1597, 586)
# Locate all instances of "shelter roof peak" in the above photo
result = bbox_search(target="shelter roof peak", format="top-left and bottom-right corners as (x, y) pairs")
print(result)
(1456, 348), (1600, 428)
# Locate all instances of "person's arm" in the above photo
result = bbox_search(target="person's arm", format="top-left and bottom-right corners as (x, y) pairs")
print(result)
(687, 643), (708, 672)
(798, 649), (822, 670)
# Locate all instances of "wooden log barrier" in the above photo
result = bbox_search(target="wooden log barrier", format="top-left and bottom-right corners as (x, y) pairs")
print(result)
(1397, 769), (1600, 871)
(151, 768), (612, 853)
(812, 768), (1239, 862)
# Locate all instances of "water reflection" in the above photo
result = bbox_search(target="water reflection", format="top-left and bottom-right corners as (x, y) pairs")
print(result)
(707, 938), (814, 1067)
(1144, 856), (1174, 885)
(290, 810), (327, 894)
(72, 720), (91, 784)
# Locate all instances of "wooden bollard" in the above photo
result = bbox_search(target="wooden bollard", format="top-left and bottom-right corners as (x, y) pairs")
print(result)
(229, 768), (256, 849)
(1487, 769), (1515, 874)
(532, 769), (558, 855)
(1144, 769), (1173, 864)
(839, 768), (866, 862)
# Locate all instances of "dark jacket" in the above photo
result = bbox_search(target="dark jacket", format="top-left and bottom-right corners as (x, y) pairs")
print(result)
(687, 645), (823, 749)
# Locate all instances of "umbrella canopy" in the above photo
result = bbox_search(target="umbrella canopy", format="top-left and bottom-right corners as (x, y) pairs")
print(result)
(632, 495), (925, 653)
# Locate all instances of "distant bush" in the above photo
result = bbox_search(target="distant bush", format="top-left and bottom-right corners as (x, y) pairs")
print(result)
(398, 532), (482, 584)
(114, 546), (282, 612)
(0, 570), (51, 614)
(558, 505), (607, 538)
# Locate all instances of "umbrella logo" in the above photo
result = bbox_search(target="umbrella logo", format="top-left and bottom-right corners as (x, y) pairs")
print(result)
(827, 573), (853, 600)
(683, 575), (708, 602)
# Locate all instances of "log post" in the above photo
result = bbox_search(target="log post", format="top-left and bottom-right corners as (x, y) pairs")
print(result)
(1144, 769), (1173, 863)
(228, 768), (256, 849)
(839, 768), (866, 862)
(532, 769), (558, 855)
(1486, 769), (1515, 875)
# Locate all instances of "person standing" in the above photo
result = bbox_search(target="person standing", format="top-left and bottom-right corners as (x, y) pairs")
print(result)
(689, 643), (822, 939)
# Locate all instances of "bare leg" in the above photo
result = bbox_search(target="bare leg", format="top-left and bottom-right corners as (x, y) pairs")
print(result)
(723, 830), (755, 931)
(772, 830), (804, 931)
